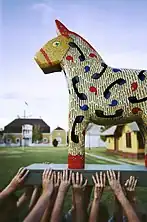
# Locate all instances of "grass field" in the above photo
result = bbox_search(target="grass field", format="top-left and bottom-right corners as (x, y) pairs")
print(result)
(0, 146), (146, 219)
(86, 147), (145, 164)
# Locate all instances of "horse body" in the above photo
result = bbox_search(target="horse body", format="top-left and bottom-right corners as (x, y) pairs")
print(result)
(35, 20), (147, 169)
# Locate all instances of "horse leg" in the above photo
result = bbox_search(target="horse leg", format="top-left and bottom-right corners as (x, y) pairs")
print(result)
(137, 121), (147, 167)
(68, 111), (89, 169)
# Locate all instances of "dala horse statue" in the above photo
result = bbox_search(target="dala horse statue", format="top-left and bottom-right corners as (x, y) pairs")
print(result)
(35, 20), (147, 169)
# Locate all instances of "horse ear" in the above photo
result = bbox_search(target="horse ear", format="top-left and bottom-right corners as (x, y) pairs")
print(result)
(55, 20), (70, 37)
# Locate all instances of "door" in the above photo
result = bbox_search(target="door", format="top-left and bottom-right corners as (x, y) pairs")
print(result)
(114, 137), (119, 151)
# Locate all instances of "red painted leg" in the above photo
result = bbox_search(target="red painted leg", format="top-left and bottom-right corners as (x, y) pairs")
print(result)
(68, 154), (85, 169)
(145, 154), (147, 167)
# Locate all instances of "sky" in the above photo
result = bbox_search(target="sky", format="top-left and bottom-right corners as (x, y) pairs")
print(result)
(1, 0), (147, 131)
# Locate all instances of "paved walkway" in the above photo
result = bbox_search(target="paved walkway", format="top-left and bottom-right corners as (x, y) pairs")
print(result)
(86, 152), (129, 165)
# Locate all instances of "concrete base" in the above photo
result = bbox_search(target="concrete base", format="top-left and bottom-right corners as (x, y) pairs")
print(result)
(25, 163), (147, 186)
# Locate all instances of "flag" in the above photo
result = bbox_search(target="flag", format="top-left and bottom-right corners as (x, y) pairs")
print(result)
(25, 101), (28, 106)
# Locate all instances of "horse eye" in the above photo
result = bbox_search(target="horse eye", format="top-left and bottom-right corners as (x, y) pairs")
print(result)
(53, 41), (60, 47)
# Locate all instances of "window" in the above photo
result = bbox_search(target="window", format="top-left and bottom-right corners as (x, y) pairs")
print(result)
(137, 132), (144, 149)
(7, 138), (11, 143)
(126, 132), (132, 148)
(56, 137), (62, 144)
(43, 138), (48, 143)
(16, 138), (20, 143)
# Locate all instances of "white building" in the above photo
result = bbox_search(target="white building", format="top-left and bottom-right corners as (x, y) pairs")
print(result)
(85, 123), (106, 148)
(22, 124), (33, 146)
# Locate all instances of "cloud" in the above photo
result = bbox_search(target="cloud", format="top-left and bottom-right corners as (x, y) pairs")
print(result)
(31, 1), (57, 25)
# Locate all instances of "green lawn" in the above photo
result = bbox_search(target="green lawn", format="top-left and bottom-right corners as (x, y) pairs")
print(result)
(0, 147), (146, 220)
(86, 147), (122, 160)
(86, 147), (144, 165)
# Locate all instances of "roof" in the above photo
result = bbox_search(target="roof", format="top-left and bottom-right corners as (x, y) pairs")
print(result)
(100, 126), (117, 136)
(100, 122), (140, 136)
(54, 127), (64, 131)
(4, 118), (50, 133)
(127, 122), (140, 132)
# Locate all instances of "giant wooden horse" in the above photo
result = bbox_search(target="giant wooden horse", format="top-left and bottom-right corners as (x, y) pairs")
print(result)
(34, 20), (147, 169)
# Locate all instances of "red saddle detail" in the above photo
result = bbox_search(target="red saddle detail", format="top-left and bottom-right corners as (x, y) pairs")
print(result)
(68, 154), (85, 169)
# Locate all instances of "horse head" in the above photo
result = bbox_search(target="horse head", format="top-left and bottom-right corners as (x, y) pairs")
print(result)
(34, 20), (103, 75)
(34, 20), (73, 74)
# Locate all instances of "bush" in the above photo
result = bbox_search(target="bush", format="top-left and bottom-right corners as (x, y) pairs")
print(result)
(52, 139), (58, 147)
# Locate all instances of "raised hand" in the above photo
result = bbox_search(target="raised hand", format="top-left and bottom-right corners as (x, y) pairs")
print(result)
(8, 167), (29, 191)
(59, 169), (72, 192)
(72, 172), (88, 194)
(42, 169), (54, 196)
(53, 171), (61, 189)
(125, 176), (137, 203)
(107, 170), (122, 196)
(125, 176), (137, 192)
(92, 172), (106, 199)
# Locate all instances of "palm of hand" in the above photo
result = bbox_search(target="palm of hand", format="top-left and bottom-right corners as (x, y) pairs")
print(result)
(110, 180), (122, 194)
(95, 184), (103, 192)
(60, 180), (70, 190)
(43, 180), (54, 193)
(9, 177), (22, 190)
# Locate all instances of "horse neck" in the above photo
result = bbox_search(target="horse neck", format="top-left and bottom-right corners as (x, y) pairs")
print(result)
(61, 44), (104, 78)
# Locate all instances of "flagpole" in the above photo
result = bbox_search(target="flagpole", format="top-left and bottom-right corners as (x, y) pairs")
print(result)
(24, 110), (26, 118)
(24, 102), (28, 118)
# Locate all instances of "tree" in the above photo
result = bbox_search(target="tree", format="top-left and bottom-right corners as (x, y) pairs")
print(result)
(4, 134), (16, 143)
(100, 126), (108, 142)
(67, 135), (69, 145)
(52, 139), (58, 147)
(32, 125), (43, 143)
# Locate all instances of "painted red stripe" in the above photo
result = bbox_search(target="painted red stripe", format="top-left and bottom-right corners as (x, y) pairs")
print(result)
(40, 48), (52, 65)
(145, 154), (147, 167)
(68, 154), (85, 169)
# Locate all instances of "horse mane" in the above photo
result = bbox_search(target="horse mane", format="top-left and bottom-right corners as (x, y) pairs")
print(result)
(55, 19), (96, 52)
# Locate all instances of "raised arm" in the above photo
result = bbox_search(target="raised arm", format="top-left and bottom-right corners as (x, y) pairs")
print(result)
(107, 170), (140, 222)
(125, 176), (137, 210)
(28, 186), (42, 212)
(89, 172), (106, 222)
(17, 186), (34, 210)
(41, 171), (61, 222)
(23, 169), (54, 222)
(50, 169), (72, 222)
(109, 171), (123, 222)
(72, 172), (88, 222)
(0, 168), (29, 204)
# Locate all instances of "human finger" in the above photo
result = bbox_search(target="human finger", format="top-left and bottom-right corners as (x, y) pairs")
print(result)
(68, 170), (72, 182)
(125, 179), (129, 187)
(65, 169), (68, 181)
(129, 176), (133, 187)
(109, 170), (113, 180)
(82, 178), (88, 188)
(133, 179), (137, 189)
(62, 170), (66, 181)
(48, 169), (53, 179)
(103, 173), (106, 187)
(53, 171), (56, 183)
(111, 170), (116, 180)
(92, 175), (97, 184)
(72, 172), (75, 185)
(131, 177), (136, 190)
(19, 168), (27, 177)
(20, 170), (29, 181)
(107, 171), (111, 184)
(43, 169), (48, 179)
(57, 172), (60, 184)
(117, 171), (120, 182)
(80, 173), (83, 186)
(96, 172), (100, 186)
(17, 167), (24, 175)
(100, 172), (103, 187)
(76, 172), (79, 184)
